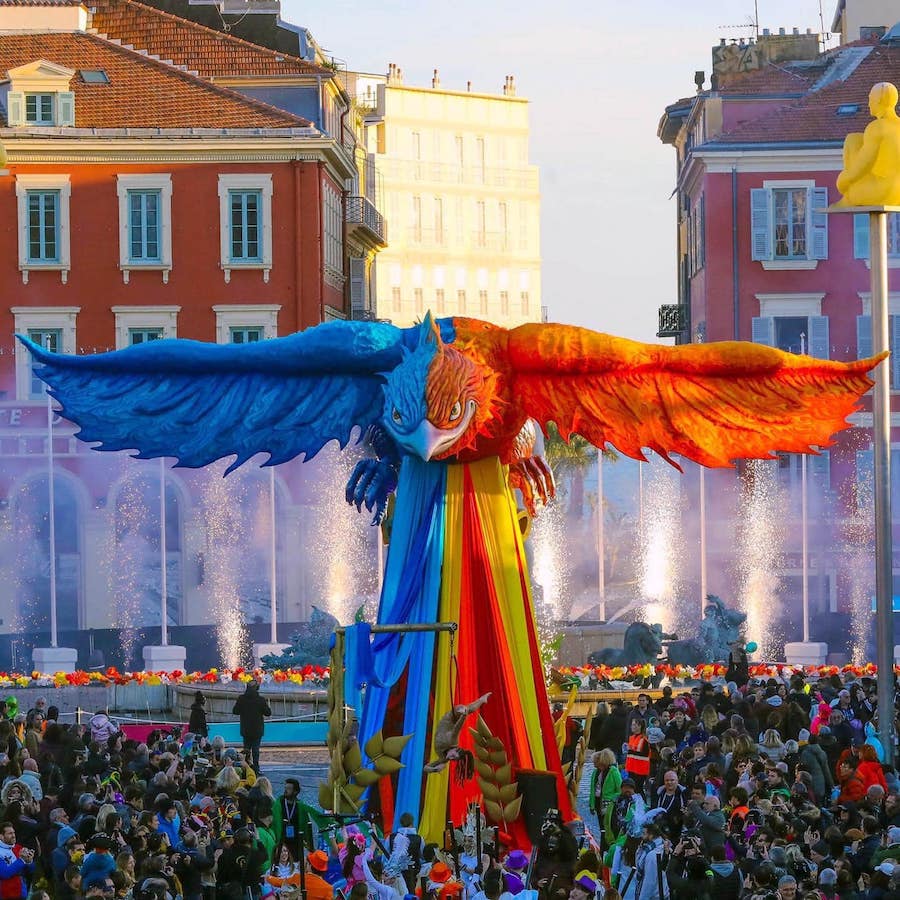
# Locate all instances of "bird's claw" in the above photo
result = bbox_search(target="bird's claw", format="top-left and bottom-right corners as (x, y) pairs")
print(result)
(345, 458), (399, 525)
(508, 455), (556, 517)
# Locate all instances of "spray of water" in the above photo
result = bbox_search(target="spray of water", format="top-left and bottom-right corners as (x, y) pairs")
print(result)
(530, 497), (571, 659)
(844, 462), (874, 663)
(737, 460), (784, 659)
(639, 461), (684, 634)
(202, 462), (248, 668)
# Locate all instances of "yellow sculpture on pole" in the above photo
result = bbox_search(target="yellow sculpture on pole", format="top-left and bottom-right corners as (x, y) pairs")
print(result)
(836, 82), (900, 207)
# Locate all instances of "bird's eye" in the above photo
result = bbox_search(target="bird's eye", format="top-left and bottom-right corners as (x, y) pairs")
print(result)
(449, 400), (462, 421)
(392, 407), (402, 424)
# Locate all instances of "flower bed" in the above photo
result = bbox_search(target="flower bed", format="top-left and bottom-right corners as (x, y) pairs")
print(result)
(0, 665), (330, 690)
(555, 662), (884, 683)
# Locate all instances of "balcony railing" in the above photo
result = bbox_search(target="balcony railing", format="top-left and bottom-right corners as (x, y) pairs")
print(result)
(345, 196), (387, 245)
(657, 303), (688, 339)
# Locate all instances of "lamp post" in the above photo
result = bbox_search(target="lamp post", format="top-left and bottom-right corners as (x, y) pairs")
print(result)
(159, 457), (168, 647)
(46, 352), (58, 649)
(597, 448), (606, 621)
(699, 465), (707, 619)
(269, 466), (277, 645)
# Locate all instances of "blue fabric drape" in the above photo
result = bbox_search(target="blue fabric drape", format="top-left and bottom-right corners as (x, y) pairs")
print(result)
(348, 456), (447, 825)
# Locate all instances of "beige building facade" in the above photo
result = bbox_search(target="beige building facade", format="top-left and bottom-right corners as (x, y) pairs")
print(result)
(348, 68), (542, 327)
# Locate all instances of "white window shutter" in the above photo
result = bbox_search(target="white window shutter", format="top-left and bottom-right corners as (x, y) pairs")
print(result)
(892, 315), (900, 389)
(349, 258), (366, 312)
(857, 314), (873, 360)
(808, 315), (830, 359)
(810, 186), (828, 259)
(751, 316), (774, 346)
(750, 188), (772, 261)
(6, 91), (24, 126)
(854, 214), (870, 259)
(57, 92), (75, 126)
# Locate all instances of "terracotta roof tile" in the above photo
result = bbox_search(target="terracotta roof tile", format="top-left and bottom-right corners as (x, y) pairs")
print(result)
(716, 61), (821, 95)
(0, 31), (311, 128)
(709, 43), (900, 145)
(89, 0), (330, 79)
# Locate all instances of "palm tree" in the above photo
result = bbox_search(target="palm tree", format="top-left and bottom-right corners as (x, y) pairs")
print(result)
(543, 424), (616, 517)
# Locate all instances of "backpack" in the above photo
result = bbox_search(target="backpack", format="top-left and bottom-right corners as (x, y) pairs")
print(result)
(389, 831), (423, 872)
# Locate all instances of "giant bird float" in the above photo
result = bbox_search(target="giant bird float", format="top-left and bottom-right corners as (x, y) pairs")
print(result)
(21, 314), (882, 842)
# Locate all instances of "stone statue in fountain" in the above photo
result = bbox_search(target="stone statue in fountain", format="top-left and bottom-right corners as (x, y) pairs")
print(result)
(261, 605), (340, 669)
(666, 595), (746, 666)
(588, 621), (677, 667)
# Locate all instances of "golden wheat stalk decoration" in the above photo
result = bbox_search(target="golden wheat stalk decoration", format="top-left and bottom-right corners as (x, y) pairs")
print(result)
(468, 716), (522, 827)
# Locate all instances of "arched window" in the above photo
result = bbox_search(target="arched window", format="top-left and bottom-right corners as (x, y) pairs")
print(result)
(13, 474), (81, 632)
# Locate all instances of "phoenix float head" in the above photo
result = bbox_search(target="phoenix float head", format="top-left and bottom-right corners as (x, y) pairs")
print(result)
(381, 314), (496, 461)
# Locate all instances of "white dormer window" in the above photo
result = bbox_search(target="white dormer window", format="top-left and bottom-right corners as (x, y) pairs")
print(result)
(6, 60), (76, 127)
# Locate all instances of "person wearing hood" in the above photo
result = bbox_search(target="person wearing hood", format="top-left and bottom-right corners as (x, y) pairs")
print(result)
(865, 721), (886, 763)
(665, 842), (713, 900)
(635, 823), (669, 900)
(232, 682), (271, 775)
(79, 835), (116, 885)
(188, 692), (208, 739)
(707, 846), (740, 900)
(811, 701), (833, 736)
(50, 827), (81, 884)
(858, 745), (888, 792)
(89, 712), (118, 746)
(799, 731), (833, 803)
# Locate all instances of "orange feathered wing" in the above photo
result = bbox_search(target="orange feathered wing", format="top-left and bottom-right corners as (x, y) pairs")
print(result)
(504, 323), (884, 468)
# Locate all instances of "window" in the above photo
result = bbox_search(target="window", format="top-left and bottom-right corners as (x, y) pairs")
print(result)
(129, 191), (161, 262)
(392, 287), (401, 313)
(856, 314), (900, 389)
(117, 175), (173, 282)
(750, 183), (828, 267)
(230, 190), (261, 262)
(26, 191), (59, 262)
(411, 196), (422, 242)
(457, 290), (467, 314)
(752, 315), (829, 358)
(499, 201), (508, 248)
(435, 288), (445, 314)
(455, 135), (464, 173)
(500, 291), (509, 316)
(217, 174), (273, 282)
(521, 291), (530, 315)
(414, 288), (424, 316)
(688, 195), (705, 275)
(854, 213), (900, 259)
(476, 201), (486, 247)
(26, 328), (62, 397)
(15, 175), (71, 282)
(777, 451), (831, 498)
(857, 448), (900, 518)
(129, 328), (163, 345)
(322, 180), (342, 285)
(112, 306), (179, 349)
(12, 306), (79, 400)
(475, 137), (485, 182)
(434, 197), (444, 244)
(213, 305), (280, 344)
(25, 93), (53, 125)
(230, 327), (263, 344)
(479, 290), (488, 316)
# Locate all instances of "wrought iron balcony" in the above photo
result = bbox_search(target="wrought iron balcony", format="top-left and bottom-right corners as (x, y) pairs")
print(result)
(657, 303), (688, 339)
(345, 196), (387, 246)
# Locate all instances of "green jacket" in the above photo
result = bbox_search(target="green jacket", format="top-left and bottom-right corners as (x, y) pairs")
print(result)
(256, 824), (278, 868)
(272, 796), (320, 849)
(589, 765), (622, 813)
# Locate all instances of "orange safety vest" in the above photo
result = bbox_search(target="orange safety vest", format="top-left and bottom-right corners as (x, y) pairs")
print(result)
(626, 734), (650, 776)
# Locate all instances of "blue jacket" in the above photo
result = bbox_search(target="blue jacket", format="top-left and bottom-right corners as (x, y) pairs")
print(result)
(157, 812), (181, 850)
(0, 843), (35, 900)
(80, 852), (116, 885)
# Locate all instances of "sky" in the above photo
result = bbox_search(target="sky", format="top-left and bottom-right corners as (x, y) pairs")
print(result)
(284, 0), (836, 341)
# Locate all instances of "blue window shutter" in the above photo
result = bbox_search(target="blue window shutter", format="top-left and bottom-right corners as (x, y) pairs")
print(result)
(812, 450), (830, 490)
(751, 316), (774, 346)
(857, 314), (873, 360)
(892, 315), (900, 389)
(7, 91), (24, 126)
(57, 92), (75, 126)
(856, 448), (874, 482)
(750, 188), (771, 261)
(810, 186), (828, 259)
(808, 315), (830, 359)
(854, 214), (870, 259)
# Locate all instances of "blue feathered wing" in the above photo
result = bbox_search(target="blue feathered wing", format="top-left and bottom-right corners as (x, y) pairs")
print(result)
(17, 320), (406, 472)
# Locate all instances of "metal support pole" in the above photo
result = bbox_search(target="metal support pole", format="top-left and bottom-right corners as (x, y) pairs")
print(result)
(334, 622), (457, 635)
(269, 466), (277, 644)
(801, 453), (810, 642)
(699, 465), (707, 617)
(871, 210), (895, 765)
(159, 457), (168, 647)
(376, 521), (385, 598)
(597, 449), (606, 621)
(46, 373), (57, 649)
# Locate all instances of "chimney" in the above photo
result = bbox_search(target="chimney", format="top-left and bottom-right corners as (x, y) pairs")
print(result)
(467, 80), (472, 92)
(508, 74), (516, 96)
(778, 27), (786, 34)
(762, 27), (770, 35)
(792, 27), (799, 35)
(432, 67), (440, 88)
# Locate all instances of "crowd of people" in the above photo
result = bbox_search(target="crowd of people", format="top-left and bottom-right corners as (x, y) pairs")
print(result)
(3, 669), (900, 900)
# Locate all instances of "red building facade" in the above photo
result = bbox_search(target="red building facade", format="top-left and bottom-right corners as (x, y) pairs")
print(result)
(0, 2), (382, 661)
(658, 31), (900, 652)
